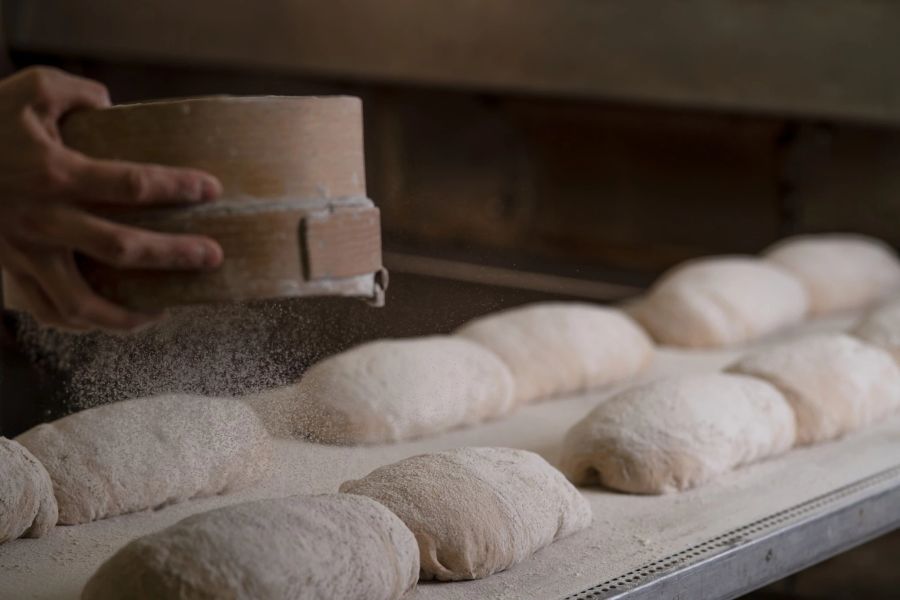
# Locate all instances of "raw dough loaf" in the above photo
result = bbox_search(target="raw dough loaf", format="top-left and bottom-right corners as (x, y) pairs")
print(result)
(763, 234), (900, 315)
(82, 493), (418, 600)
(340, 446), (592, 581)
(16, 395), (272, 525)
(628, 257), (809, 348)
(249, 336), (515, 444)
(456, 303), (654, 405)
(559, 373), (796, 494)
(852, 300), (900, 363)
(0, 437), (57, 543)
(728, 333), (900, 445)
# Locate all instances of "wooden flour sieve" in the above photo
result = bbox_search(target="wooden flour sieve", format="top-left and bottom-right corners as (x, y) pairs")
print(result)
(2, 95), (386, 312)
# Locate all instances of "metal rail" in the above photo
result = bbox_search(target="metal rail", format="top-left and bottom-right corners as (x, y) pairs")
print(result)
(383, 252), (641, 301)
(565, 464), (900, 600)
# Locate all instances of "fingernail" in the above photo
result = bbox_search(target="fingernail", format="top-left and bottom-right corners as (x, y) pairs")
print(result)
(191, 242), (207, 266)
(197, 242), (223, 269)
(200, 177), (222, 201)
(206, 243), (224, 268)
(182, 179), (204, 202)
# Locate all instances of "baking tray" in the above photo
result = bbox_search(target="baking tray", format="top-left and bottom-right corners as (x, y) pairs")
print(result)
(1, 313), (898, 600)
(565, 465), (900, 600)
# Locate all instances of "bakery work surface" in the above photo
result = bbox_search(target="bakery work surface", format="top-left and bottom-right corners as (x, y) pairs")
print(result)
(2, 313), (899, 600)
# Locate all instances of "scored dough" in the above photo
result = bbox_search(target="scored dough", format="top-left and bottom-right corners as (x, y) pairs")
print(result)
(628, 257), (809, 348)
(16, 395), (272, 525)
(248, 336), (514, 444)
(559, 373), (796, 494)
(455, 303), (654, 405)
(852, 300), (900, 363)
(0, 437), (57, 544)
(763, 234), (900, 315)
(340, 446), (592, 581)
(728, 334), (900, 445)
(82, 493), (419, 600)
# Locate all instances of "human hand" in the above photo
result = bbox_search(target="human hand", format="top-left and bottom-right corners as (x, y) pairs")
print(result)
(0, 66), (224, 332)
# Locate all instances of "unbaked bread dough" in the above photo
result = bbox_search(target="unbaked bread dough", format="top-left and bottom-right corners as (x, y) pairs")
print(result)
(559, 373), (796, 494)
(0, 437), (57, 544)
(763, 234), (900, 315)
(628, 257), (809, 348)
(456, 303), (654, 405)
(248, 336), (515, 444)
(728, 333), (900, 445)
(82, 493), (418, 600)
(16, 395), (272, 525)
(340, 446), (592, 581)
(852, 300), (900, 363)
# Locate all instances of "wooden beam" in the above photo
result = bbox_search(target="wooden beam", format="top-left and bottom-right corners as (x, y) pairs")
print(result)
(6, 1), (900, 124)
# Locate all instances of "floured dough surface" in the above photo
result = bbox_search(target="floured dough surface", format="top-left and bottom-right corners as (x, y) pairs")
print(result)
(852, 300), (900, 363)
(82, 493), (418, 600)
(456, 303), (654, 405)
(728, 334), (900, 445)
(0, 438), (57, 543)
(16, 395), (272, 525)
(764, 234), (900, 315)
(249, 336), (515, 444)
(340, 446), (592, 581)
(629, 257), (809, 348)
(559, 373), (796, 494)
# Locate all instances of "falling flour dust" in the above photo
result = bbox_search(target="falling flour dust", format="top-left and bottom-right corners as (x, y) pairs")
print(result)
(13, 298), (359, 412)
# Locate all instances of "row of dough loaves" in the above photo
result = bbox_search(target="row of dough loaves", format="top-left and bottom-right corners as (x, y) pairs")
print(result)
(629, 233), (900, 347)
(246, 233), (900, 447)
(560, 322), (900, 494)
(1, 394), (273, 544)
(246, 302), (654, 444)
(82, 447), (591, 599)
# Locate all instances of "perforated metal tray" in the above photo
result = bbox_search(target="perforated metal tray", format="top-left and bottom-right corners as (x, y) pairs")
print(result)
(565, 465), (900, 600)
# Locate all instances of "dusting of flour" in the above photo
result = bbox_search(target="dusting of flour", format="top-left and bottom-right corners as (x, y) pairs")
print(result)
(12, 300), (346, 412)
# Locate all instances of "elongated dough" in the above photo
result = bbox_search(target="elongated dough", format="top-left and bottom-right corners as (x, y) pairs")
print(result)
(628, 257), (809, 348)
(82, 494), (419, 600)
(764, 234), (900, 315)
(16, 395), (272, 525)
(249, 336), (514, 444)
(728, 334), (900, 445)
(852, 300), (900, 363)
(340, 447), (592, 581)
(456, 303), (653, 404)
(0, 437), (57, 543)
(559, 373), (796, 494)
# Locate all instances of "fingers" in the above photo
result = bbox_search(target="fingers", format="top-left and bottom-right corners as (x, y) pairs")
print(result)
(29, 253), (161, 332)
(2, 272), (73, 331)
(17, 66), (111, 118)
(35, 206), (224, 270)
(29, 67), (110, 113)
(81, 218), (224, 270)
(10, 68), (223, 207)
(1, 203), (221, 331)
(64, 153), (222, 206)
(0, 240), (125, 332)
